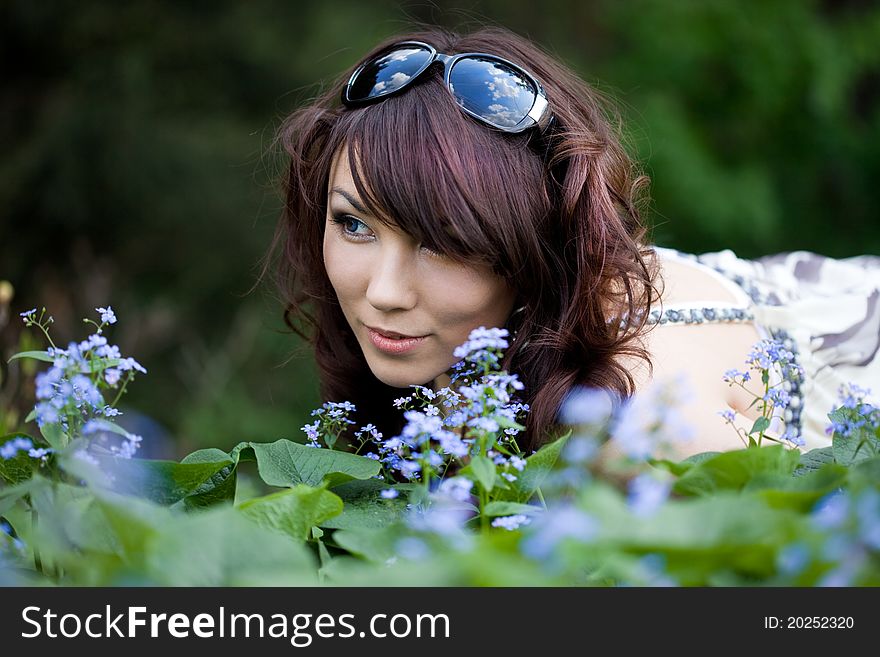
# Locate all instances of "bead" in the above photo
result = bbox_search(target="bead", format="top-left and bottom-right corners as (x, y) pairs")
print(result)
(789, 395), (800, 409)
(783, 380), (792, 392)
(784, 409), (793, 423)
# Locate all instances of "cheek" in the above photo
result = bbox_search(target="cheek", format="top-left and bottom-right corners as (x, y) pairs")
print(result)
(423, 267), (514, 325)
(323, 236), (364, 298)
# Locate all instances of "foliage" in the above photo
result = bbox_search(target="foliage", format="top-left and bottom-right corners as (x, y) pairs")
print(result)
(2, 307), (878, 587)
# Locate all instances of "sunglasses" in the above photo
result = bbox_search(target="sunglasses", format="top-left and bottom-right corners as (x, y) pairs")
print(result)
(341, 40), (554, 134)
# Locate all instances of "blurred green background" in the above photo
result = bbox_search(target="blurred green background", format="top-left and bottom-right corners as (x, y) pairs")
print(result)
(2, 0), (878, 459)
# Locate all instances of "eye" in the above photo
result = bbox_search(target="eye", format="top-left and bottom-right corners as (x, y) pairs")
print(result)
(420, 243), (444, 258)
(331, 213), (373, 240)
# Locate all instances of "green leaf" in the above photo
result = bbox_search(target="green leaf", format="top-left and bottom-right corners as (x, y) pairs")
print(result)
(91, 456), (238, 506)
(331, 525), (401, 563)
(238, 485), (343, 541)
(830, 407), (880, 466)
(0, 477), (47, 517)
(493, 430), (572, 503)
(748, 462), (848, 512)
(468, 455), (497, 492)
(179, 448), (238, 509)
(749, 416), (770, 436)
(39, 423), (66, 450)
(88, 489), (317, 585)
(649, 451), (719, 477)
(578, 484), (801, 583)
(794, 446), (835, 476)
(483, 501), (542, 517)
(0, 433), (46, 485)
(242, 439), (381, 488)
(673, 445), (801, 496)
(8, 350), (54, 364)
(318, 479), (408, 530)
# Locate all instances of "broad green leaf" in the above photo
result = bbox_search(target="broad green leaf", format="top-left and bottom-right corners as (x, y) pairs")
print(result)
(483, 501), (542, 517)
(93, 456), (239, 506)
(39, 423), (66, 450)
(649, 451), (719, 477)
(8, 350), (54, 364)
(0, 433), (45, 485)
(319, 479), (408, 530)
(577, 484), (801, 582)
(91, 489), (316, 584)
(332, 525), (401, 563)
(673, 445), (801, 496)
(493, 430), (571, 503)
(830, 407), (880, 466)
(468, 455), (496, 492)
(179, 448), (238, 509)
(243, 439), (381, 488)
(237, 484), (343, 541)
(746, 462), (848, 511)
(0, 477), (47, 517)
(794, 446), (835, 476)
(848, 455), (880, 491)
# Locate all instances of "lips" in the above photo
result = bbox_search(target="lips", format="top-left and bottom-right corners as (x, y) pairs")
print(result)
(367, 326), (427, 339)
(366, 327), (429, 355)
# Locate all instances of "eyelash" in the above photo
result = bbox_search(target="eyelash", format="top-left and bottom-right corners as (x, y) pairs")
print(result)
(330, 213), (442, 257)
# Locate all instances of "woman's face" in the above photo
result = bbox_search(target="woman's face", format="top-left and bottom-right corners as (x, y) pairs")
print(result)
(323, 146), (518, 391)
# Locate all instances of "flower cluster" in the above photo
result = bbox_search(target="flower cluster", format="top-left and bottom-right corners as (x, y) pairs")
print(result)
(825, 383), (880, 440)
(718, 337), (805, 448)
(301, 400), (357, 449)
(0, 436), (52, 463)
(16, 306), (145, 458)
(302, 326), (532, 533)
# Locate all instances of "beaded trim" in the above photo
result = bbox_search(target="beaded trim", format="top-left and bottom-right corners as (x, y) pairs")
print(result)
(646, 306), (755, 326)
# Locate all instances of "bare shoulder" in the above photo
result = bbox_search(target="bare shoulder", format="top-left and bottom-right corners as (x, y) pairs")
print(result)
(611, 250), (779, 458)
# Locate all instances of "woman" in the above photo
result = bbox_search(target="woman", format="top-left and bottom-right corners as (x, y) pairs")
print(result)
(261, 25), (880, 460)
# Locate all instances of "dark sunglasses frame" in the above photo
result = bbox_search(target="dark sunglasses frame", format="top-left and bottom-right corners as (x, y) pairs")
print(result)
(341, 40), (553, 134)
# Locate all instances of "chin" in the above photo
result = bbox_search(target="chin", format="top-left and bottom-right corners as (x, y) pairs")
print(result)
(367, 361), (437, 390)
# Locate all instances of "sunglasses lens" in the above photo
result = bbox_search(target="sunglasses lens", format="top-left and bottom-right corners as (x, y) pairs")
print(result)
(448, 56), (537, 128)
(347, 45), (434, 102)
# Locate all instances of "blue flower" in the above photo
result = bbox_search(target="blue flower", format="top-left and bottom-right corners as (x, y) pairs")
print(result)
(811, 491), (849, 530)
(520, 505), (598, 560)
(380, 489), (399, 499)
(627, 472), (672, 517)
(492, 514), (530, 531)
(0, 437), (34, 459)
(559, 385), (615, 426)
(96, 307), (117, 325)
(776, 542), (811, 577)
(436, 477), (473, 503)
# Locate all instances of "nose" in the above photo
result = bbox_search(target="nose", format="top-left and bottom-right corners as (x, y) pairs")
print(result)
(365, 244), (419, 312)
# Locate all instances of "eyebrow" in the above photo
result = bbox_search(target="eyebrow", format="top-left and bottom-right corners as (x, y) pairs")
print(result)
(331, 188), (369, 215)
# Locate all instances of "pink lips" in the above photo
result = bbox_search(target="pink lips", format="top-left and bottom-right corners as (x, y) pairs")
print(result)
(367, 327), (428, 355)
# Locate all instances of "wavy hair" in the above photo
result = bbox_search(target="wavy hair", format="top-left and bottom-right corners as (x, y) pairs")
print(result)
(260, 24), (663, 452)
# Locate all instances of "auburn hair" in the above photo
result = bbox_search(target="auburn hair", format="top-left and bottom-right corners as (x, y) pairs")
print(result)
(260, 24), (662, 452)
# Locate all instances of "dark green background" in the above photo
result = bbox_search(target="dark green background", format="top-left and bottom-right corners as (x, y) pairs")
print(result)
(2, 0), (878, 458)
